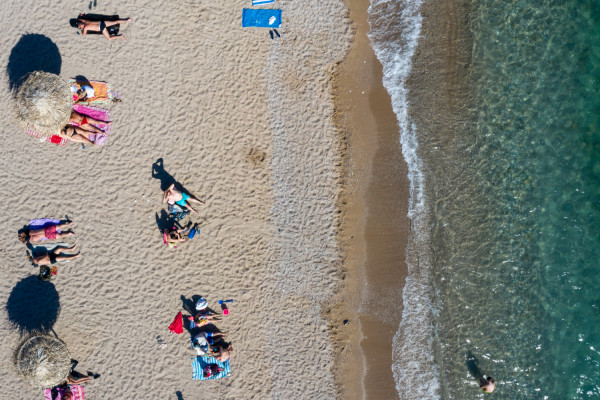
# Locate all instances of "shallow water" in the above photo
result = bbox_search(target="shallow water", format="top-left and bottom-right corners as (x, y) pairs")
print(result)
(370, 0), (600, 398)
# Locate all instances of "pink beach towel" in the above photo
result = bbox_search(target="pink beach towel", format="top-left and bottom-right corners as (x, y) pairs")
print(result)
(44, 385), (85, 400)
(71, 105), (111, 146)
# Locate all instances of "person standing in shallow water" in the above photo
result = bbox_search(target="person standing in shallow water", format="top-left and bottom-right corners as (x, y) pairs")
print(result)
(480, 376), (495, 393)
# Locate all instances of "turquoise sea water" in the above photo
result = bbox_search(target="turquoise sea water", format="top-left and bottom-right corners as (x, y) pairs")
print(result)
(369, 0), (600, 398)
(428, 0), (600, 398)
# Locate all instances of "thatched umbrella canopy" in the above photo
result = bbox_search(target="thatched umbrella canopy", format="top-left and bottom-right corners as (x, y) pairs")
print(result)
(14, 334), (72, 388)
(14, 71), (72, 135)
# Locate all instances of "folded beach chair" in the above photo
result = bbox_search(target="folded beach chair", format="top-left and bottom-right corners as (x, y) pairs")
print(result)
(191, 356), (231, 380)
(252, 0), (275, 5)
(44, 385), (85, 400)
(69, 79), (118, 105)
(242, 9), (282, 28)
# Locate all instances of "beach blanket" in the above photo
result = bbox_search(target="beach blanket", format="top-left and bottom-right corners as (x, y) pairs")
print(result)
(169, 311), (184, 334)
(191, 356), (231, 380)
(71, 104), (111, 146)
(242, 9), (282, 28)
(29, 219), (61, 230)
(252, 0), (275, 5)
(69, 79), (118, 105)
(44, 385), (85, 400)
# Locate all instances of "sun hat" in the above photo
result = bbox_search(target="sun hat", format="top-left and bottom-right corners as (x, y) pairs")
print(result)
(195, 298), (208, 311)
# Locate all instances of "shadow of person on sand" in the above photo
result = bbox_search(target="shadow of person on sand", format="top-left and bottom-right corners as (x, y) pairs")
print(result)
(175, 392), (184, 400)
(151, 158), (199, 199)
(7, 34), (62, 92)
(6, 275), (60, 332)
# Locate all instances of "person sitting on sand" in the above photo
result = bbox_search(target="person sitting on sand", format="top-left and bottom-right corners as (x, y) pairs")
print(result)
(192, 331), (226, 356)
(28, 245), (81, 266)
(19, 221), (74, 243)
(163, 183), (204, 215)
(71, 83), (96, 103)
(480, 376), (495, 393)
(211, 343), (233, 362)
(69, 110), (110, 133)
(76, 17), (131, 41)
(202, 363), (223, 378)
(163, 223), (199, 248)
(58, 124), (105, 145)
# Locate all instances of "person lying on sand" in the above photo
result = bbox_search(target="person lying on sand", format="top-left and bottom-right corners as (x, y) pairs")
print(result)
(188, 312), (222, 327)
(211, 343), (233, 362)
(29, 245), (81, 266)
(58, 124), (105, 145)
(76, 17), (131, 41)
(69, 110), (110, 133)
(163, 183), (204, 215)
(192, 331), (226, 356)
(19, 221), (74, 243)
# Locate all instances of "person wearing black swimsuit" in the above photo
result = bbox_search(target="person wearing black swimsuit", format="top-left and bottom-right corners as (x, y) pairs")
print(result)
(76, 17), (131, 41)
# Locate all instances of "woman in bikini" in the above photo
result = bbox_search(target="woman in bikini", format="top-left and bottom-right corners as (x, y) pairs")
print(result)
(19, 221), (75, 243)
(69, 110), (110, 133)
(76, 17), (132, 41)
(29, 244), (81, 266)
(58, 124), (104, 145)
(163, 183), (205, 215)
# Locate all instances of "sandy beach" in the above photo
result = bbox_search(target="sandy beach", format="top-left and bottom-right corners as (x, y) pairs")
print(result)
(0, 0), (358, 398)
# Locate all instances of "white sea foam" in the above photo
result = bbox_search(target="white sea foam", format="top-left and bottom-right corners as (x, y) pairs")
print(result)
(367, 0), (441, 398)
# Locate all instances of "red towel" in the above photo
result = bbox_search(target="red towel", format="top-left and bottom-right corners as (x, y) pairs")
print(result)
(169, 311), (183, 334)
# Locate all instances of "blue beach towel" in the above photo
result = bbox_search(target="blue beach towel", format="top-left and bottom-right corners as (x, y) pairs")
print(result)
(191, 356), (231, 380)
(252, 0), (275, 5)
(242, 9), (282, 28)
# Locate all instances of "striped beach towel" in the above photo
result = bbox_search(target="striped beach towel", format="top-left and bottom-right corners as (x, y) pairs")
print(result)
(44, 385), (85, 400)
(252, 0), (275, 5)
(191, 356), (231, 380)
(69, 79), (118, 105)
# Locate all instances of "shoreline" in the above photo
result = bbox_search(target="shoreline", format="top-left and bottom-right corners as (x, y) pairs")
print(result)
(330, 0), (410, 398)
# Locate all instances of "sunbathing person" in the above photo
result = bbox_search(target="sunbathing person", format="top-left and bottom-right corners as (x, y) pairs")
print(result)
(58, 124), (105, 145)
(163, 183), (204, 215)
(192, 331), (226, 356)
(29, 245), (81, 266)
(76, 17), (131, 41)
(69, 110), (109, 133)
(211, 343), (233, 362)
(71, 83), (98, 103)
(19, 221), (74, 244)
(190, 312), (222, 327)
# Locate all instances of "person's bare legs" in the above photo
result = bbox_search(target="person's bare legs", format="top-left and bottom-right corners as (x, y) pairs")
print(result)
(188, 196), (205, 206)
(52, 244), (78, 254)
(185, 203), (199, 215)
(55, 231), (75, 240)
(54, 253), (81, 262)
(104, 18), (131, 28)
(80, 114), (110, 126)
(67, 374), (91, 385)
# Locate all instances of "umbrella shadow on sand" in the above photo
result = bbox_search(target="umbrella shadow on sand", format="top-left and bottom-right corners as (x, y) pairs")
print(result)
(7, 33), (62, 92)
(6, 275), (60, 333)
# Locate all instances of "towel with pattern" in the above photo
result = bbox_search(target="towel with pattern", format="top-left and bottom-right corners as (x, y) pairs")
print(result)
(191, 356), (231, 380)
(69, 79), (118, 105)
(44, 385), (85, 400)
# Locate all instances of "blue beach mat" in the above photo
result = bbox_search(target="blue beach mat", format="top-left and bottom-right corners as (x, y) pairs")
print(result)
(191, 356), (231, 380)
(242, 9), (282, 28)
(252, 0), (275, 5)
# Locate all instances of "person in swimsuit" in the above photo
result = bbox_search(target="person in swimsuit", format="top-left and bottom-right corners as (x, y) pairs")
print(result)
(76, 17), (132, 41)
(192, 331), (226, 356)
(211, 343), (233, 362)
(480, 376), (495, 393)
(59, 124), (105, 145)
(163, 183), (205, 215)
(30, 244), (81, 266)
(19, 221), (75, 243)
(69, 110), (110, 133)
(71, 83), (97, 103)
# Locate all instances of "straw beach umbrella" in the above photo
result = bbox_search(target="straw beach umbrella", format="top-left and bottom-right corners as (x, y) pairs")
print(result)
(14, 71), (72, 135)
(14, 334), (72, 388)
